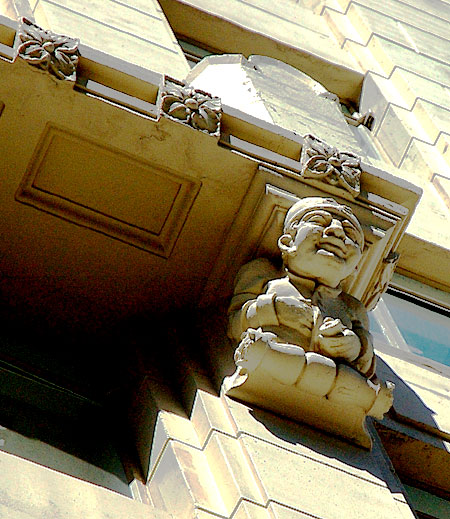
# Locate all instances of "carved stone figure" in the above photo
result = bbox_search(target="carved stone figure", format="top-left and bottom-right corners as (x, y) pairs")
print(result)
(228, 196), (375, 378)
(16, 18), (79, 81)
(300, 135), (362, 197)
(160, 80), (221, 135)
(225, 196), (394, 448)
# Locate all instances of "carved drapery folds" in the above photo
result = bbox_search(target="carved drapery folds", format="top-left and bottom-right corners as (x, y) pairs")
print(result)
(300, 134), (362, 197)
(160, 79), (221, 135)
(223, 196), (394, 448)
(16, 18), (79, 81)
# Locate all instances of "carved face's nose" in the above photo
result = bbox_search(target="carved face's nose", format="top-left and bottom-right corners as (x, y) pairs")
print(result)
(323, 218), (346, 240)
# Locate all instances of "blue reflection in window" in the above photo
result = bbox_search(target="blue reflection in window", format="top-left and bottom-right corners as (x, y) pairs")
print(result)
(382, 292), (450, 367)
(368, 312), (383, 334)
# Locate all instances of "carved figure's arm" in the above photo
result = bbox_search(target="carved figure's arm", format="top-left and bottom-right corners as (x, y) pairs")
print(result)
(351, 324), (376, 379)
(315, 294), (376, 379)
(227, 258), (280, 341)
(228, 259), (315, 341)
(345, 294), (376, 378)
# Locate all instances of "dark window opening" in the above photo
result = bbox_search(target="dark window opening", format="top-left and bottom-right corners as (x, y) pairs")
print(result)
(0, 313), (135, 496)
(177, 36), (221, 68)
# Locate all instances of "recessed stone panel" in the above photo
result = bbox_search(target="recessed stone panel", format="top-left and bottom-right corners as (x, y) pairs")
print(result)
(16, 126), (200, 257)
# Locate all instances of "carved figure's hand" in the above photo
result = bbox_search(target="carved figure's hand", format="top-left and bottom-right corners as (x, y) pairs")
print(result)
(274, 296), (315, 330)
(316, 317), (361, 362)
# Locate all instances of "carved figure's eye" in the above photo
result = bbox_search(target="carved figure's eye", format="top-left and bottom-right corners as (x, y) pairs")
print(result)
(343, 221), (361, 244)
(303, 212), (331, 226)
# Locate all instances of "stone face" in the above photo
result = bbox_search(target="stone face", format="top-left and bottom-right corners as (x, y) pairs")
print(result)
(15, 125), (201, 258)
(224, 196), (395, 447)
(32, 0), (190, 79)
(148, 440), (228, 518)
(147, 379), (416, 519)
(190, 389), (236, 446)
(203, 431), (266, 511)
(241, 434), (415, 519)
(16, 17), (79, 81)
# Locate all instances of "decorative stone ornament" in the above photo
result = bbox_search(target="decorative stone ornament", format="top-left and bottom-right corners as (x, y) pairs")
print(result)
(300, 134), (362, 197)
(224, 196), (394, 448)
(16, 18), (79, 81)
(365, 251), (400, 311)
(160, 79), (221, 135)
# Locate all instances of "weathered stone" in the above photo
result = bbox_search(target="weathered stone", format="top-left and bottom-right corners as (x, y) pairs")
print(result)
(224, 196), (394, 447)
(300, 134), (362, 197)
(365, 251), (400, 311)
(159, 78), (221, 135)
(16, 17), (79, 81)
(187, 54), (364, 153)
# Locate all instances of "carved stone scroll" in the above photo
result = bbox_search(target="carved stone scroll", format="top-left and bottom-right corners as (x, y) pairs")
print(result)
(160, 79), (221, 136)
(223, 327), (394, 448)
(317, 89), (375, 130)
(16, 18), (79, 81)
(300, 134), (362, 197)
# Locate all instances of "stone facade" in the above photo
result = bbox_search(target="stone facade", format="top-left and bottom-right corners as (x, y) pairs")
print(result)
(0, 2), (449, 519)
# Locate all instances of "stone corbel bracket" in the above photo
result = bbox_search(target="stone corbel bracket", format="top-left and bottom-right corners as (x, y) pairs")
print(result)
(15, 17), (79, 81)
(223, 328), (394, 449)
(158, 77), (222, 136)
(300, 134), (362, 197)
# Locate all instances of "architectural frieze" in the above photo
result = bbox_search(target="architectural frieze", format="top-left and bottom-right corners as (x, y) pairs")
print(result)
(159, 78), (221, 135)
(300, 134), (362, 197)
(16, 17), (79, 81)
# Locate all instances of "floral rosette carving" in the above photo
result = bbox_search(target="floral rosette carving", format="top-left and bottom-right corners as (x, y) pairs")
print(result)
(300, 134), (362, 197)
(16, 18), (79, 81)
(160, 81), (221, 135)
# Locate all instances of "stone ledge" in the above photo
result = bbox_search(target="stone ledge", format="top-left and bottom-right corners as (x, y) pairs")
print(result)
(158, 0), (364, 102)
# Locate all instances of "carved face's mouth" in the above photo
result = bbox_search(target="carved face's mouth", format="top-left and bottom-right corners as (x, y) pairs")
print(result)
(318, 238), (347, 259)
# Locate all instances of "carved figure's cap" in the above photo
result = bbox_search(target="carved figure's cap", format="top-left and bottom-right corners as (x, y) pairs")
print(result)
(283, 197), (364, 247)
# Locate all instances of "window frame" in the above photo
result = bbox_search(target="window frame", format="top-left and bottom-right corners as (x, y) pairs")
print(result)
(369, 276), (450, 378)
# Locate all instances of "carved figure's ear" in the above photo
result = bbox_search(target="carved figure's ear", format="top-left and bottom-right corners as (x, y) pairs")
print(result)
(278, 233), (295, 254)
